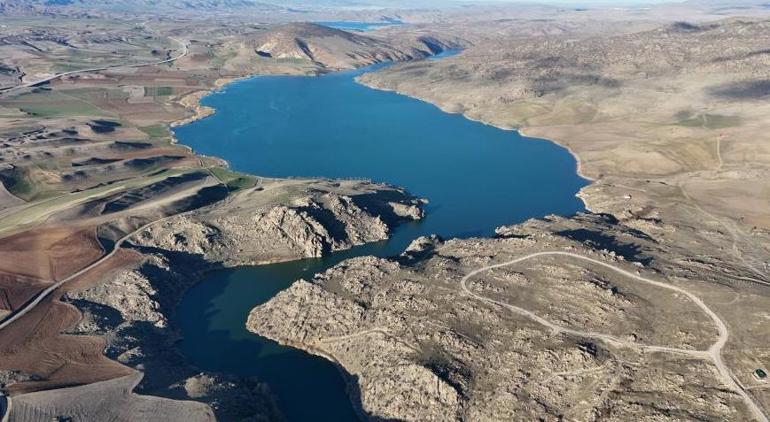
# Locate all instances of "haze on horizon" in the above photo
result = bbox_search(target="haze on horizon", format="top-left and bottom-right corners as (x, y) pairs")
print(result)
(276, 0), (690, 8)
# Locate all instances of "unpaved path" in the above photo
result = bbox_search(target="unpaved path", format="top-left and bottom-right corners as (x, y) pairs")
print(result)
(460, 250), (768, 422)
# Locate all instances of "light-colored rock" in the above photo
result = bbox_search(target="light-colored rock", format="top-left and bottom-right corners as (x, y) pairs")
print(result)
(71, 256), (166, 328)
(134, 180), (424, 265)
(247, 213), (764, 421)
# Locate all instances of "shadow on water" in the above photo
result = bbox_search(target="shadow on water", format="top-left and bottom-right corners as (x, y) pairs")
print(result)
(173, 53), (588, 420)
(176, 241), (401, 421)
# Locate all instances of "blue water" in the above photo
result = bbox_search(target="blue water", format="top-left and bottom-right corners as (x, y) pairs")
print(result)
(173, 59), (587, 421)
(316, 21), (402, 32)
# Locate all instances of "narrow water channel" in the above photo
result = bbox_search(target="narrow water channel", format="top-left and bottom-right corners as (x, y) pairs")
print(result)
(173, 52), (587, 421)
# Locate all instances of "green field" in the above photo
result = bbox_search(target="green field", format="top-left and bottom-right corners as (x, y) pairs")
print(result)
(145, 86), (174, 97)
(676, 112), (741, 129)
(4, 91), (110, 118)
(0, 165), (60, 201)
(209, 167), (258, 192)
(139, 124), (170, 139)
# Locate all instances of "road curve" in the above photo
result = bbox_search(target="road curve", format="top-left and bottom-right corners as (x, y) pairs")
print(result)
(0, 34), (190, 422)
(0, 219), (163, 331)
(0, 170), (228, 332)
(0, 35), (191, 331)
(460, 250), (768, 422)
(0, 37), (188, 96)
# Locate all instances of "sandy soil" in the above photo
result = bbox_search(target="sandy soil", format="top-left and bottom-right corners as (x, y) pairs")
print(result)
(0, 226), (103, 281)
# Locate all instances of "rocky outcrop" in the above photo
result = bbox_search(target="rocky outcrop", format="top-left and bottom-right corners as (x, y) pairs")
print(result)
(133, 180), (424, 265)
(60, 178), (425, 421)
(171, 90), (216, 127)
(71, 259), (166, 329)
(0, 62), (23, 90)
(247, 193), (391, 259)
(66, 250), (284, 421)
(247, 272), (463, 420)
(247, 213), (763, 421)
(388, 200), (424, 220)
(0, 370), (34, 390)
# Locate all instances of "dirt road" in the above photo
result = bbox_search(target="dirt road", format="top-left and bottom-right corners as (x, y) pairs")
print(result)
(460, 250), (768, 422)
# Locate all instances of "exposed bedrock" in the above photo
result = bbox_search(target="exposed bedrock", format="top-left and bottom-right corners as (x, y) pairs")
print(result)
(65, 250), (284, 422)
(45, 178), (424, 421)
(247, 213), (769, 421)
(132, 179), (424, 265)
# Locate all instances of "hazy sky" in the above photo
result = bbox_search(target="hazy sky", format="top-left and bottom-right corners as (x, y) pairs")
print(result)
(453, 0), (685, 4)
(354, 0), (689, 7)
(276, 0), (690, 8)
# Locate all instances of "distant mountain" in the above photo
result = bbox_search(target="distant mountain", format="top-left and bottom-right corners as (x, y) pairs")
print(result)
(0, 0), (460, 16)
(0, 0), (286, 15)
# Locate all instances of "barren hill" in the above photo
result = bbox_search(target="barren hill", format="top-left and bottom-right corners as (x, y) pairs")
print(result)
(0, 0), (284, 14)
(251, 22), (457, 69)
(360, 18), (770, 229)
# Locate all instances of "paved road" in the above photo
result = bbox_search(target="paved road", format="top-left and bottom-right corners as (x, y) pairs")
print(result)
(460, 250), (769, 422)
(0, 37), (188, 96)
(0, 34), (192, 331)
(0, 34), (190, 422)
(0, 173), (226, 332)
(0, 219), (162, 331)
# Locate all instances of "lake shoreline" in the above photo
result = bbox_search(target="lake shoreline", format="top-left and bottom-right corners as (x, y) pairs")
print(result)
(171, 46), (588, 421)
(173, 62), (593, 217)
(354, 76), (594, 210)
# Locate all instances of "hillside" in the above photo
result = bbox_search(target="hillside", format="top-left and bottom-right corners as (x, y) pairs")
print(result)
(250, 22), (457, 69)
(0, 0), (284, 14)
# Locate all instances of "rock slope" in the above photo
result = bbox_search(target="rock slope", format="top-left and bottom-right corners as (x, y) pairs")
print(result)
(54, 177), (424, 421)
(66, 251), (285, 422)
(133, 178), (424, 265)
(248, 213), (770, 421)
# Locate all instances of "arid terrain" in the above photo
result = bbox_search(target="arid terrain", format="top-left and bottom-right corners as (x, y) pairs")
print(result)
(1, 0), (769, 421)
(0, 11), (452, 421)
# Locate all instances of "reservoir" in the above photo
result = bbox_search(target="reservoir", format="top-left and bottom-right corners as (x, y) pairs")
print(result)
(173, 56), (587, 421)
(316, 21), (402, 32)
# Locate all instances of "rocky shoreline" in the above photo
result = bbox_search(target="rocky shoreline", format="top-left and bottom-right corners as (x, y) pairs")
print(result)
(0, 19), (465, 422)
(171, 90), (216, 128)
(64, 178), (426, 420)
(150, 44), (613, 422)
(51, 33), (455, 420)
(245, 211), (770, 421)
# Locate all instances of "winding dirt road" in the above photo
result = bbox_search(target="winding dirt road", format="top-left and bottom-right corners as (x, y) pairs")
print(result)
(460, 250), (768, 422)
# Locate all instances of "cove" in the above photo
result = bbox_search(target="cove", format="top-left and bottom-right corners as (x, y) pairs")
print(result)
(173, 57), (588, 421)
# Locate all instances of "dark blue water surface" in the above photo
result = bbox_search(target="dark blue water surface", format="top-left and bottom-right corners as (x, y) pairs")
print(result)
(173, 58), (587, 421)
(316, 21), (402, 32)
